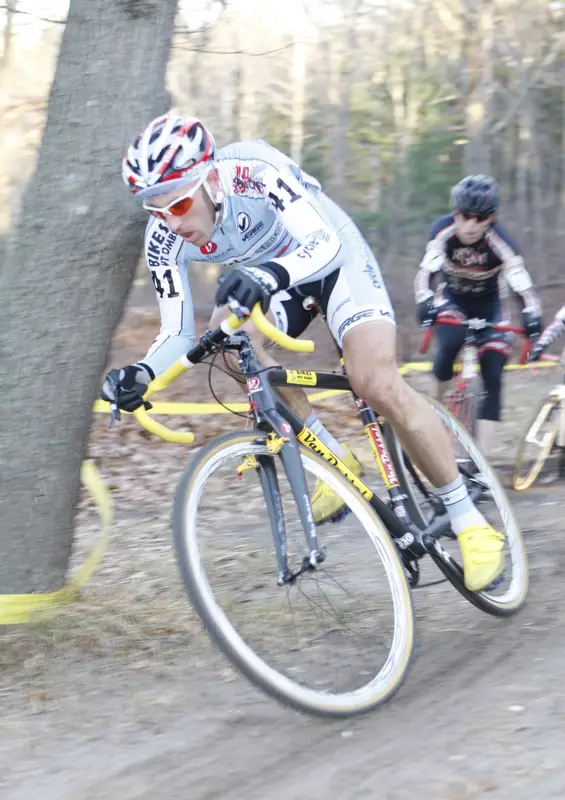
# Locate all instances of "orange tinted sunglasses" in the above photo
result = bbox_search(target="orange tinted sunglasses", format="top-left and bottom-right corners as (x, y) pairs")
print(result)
(143, 186), (198, 220)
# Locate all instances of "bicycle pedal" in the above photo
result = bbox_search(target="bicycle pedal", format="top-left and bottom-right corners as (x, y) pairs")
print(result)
(329, 506), (352, 524)
(483, 573), (504, 591)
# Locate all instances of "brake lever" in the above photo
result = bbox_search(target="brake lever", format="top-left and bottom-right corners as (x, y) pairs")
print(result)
(227, 295), (250, 321)
(109, 401), (121, 429)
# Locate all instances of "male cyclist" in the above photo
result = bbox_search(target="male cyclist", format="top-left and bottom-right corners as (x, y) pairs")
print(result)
(103, 116), (363, 526)
(414, 175), (542, 459)
(103, 116), (507, 591)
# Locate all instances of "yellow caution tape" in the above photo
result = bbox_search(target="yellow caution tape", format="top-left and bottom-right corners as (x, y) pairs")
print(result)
(93, 359), (557, 418)
(400, 361), (558, 374)
(94, 399), (251, 415)
(0, 461), (111, 625)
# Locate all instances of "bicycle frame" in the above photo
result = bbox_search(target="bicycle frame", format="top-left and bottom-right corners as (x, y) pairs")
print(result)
(446, 333), (481, 425)
(228, 332), (485, 584)
(552, 383), (565, 448)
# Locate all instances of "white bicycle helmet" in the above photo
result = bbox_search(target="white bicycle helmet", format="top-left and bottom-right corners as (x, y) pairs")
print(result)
(122, 114), (216, 199)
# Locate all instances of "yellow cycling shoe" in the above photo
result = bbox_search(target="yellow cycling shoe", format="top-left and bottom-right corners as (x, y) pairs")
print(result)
(311, 446), (364, 525)
(457, 524), (505, 592)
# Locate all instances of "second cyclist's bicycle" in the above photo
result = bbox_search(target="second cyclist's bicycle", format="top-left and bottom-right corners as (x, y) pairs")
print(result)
(513, 364), (565, 490)
(419, 309), (527, 437)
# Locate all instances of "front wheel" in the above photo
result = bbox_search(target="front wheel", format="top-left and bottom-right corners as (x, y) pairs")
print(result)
(172, 430), (415, 717)
(513, 397), (560, 491)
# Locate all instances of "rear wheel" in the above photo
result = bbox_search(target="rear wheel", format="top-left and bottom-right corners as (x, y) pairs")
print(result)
(382, 399), (528, 617)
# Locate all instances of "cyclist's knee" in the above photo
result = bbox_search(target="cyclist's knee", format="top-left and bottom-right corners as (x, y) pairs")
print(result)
(433, 326), (464, 381)
(347, 354), (404, 416)
(433, 352), (455, 382)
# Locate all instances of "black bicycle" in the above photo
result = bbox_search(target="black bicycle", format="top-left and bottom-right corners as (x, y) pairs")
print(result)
(108, 302), (528, 717)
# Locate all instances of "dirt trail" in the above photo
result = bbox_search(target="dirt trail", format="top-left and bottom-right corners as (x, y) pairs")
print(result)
(3, 305), (565, 800)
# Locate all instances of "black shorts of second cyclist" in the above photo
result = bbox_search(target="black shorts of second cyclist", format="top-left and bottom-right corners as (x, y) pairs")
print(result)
(433, 295), (511, 422)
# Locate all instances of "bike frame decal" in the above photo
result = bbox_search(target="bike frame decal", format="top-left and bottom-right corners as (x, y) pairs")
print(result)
(365, 423), (401, 490)
(285, 370), (318, 386)
(296, 427), (373, 499)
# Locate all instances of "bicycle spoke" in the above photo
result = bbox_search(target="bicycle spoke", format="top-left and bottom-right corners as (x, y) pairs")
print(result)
(177, 435), (410, 704)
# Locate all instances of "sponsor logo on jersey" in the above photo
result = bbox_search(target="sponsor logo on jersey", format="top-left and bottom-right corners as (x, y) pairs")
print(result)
(233, 165), (265, 195)
(242, 221), (265, 241)
(363, 263), (382, 289)
(255, 232), (280, 256)
(194, 244), (235, 261)
(200, 241), (217, 254)
(337, 308), (392, 339)
(237, 212), (252, 234)
(146, 222), (180, 269)
(211, 247), (236, 261)
(452, 247), (489, 267)
(337, 310), (375, 338)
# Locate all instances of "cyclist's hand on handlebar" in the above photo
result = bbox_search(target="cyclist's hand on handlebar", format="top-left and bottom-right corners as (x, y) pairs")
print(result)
(417, 298), (455, 328)
(417, 297), (438, 328)
(528, 339), (546, 362)
(522, 307), (542, 341)
(215, 265), (282, 314)
(101, 363), (154, 412)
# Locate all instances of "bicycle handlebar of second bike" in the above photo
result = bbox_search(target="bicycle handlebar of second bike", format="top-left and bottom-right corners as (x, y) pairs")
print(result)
(418, 310), (530, 361)
(113, 303), (316, 444)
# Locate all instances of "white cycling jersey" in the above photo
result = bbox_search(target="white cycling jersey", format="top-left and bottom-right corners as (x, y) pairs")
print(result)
(141, 138), (393, 375)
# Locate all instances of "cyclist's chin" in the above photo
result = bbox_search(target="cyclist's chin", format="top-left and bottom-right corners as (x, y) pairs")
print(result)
(458, 234), (482, 245)
(182, 232), (207, 245)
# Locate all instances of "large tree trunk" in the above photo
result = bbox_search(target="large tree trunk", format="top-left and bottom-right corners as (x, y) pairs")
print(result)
(0, 0), (178, 593)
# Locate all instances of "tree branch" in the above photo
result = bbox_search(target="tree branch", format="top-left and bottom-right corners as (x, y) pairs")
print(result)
(173, 39), (314, 57)
(0, 5), (66, 24)
(489, 34), (565, 135)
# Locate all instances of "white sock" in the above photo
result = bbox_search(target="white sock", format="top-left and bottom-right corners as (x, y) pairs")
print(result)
(436, 475), (487, 536)
(304, 411), (349, 460)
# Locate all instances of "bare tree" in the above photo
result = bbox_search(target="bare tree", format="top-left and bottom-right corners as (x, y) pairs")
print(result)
(0, 0), (179, 593)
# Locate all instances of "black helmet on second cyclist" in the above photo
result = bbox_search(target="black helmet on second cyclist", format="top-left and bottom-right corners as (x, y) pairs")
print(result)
(449, 174), (500, 217)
